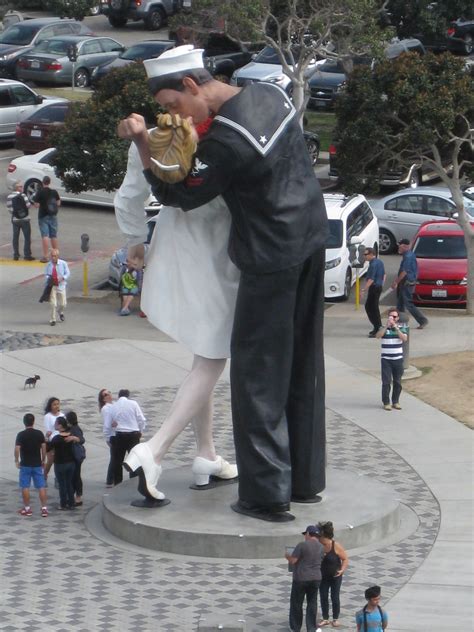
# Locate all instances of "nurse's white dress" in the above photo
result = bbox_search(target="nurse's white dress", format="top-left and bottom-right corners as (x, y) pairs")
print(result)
(114, 142), (240, 359)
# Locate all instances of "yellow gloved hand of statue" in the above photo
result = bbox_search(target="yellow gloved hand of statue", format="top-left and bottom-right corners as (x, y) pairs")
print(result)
(148, 113), (197, 184)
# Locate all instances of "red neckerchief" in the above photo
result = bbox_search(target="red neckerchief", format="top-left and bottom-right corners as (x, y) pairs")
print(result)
(195, 116), (214, 140)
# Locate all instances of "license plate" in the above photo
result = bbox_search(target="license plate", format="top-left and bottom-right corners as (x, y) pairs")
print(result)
(31, 61), (40, 69)
(30, 129), (42, 137)
(432, 289), (447, 297)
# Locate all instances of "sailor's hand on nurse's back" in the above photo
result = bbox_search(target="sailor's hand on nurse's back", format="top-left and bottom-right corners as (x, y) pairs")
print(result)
(117, 114), (148, 140)
(127, 244), (145, 270)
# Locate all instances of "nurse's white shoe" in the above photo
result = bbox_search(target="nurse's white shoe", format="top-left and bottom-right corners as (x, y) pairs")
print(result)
(192, 455), (238, 486)
(124, 443), (164, 500)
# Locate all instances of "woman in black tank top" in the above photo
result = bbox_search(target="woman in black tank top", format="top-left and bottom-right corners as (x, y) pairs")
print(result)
(317, 521), (349, 628)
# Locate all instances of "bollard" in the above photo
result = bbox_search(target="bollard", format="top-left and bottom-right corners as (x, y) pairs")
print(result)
(80, 233), (90, 297)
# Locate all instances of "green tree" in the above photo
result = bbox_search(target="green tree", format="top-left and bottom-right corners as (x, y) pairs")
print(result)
(387, 0), (473, 41)
(171, 0), (393, 115)
(51, 63), (161, 193)
(333, 52), (474, 312)
(46, 0), (95, 20)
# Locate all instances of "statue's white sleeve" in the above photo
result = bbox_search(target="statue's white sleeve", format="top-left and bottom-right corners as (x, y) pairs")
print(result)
(114, 141), (150, 247)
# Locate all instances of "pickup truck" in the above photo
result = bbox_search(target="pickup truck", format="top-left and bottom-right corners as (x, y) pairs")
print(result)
(101, 0), (181, 30)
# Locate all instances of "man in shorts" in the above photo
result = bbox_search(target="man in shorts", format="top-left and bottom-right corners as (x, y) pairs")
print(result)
(33, 176), (61, 262)
(15, 413), (49, 517)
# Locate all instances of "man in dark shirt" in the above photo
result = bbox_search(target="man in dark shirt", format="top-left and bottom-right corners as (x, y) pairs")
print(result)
(286, 525), (324, 632)
(33, 175), (61, 263)
(391, 238), (428, 329)
(361, 248), (386, 337)
(117, 45), (328, 523)
(15, 413), (48, 517)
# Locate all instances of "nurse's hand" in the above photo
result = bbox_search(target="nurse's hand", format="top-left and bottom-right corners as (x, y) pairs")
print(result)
(117, 113), (148, 141)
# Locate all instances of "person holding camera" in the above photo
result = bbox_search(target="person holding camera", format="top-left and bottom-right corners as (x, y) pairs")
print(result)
(376, 309), (408, 411)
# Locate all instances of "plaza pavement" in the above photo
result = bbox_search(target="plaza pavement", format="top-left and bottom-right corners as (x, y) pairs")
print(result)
(0, 257), (473, 630)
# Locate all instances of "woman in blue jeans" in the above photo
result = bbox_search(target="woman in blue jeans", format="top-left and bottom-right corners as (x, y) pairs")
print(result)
(317, 521), (349, 628)
(51, 417), (80, 510)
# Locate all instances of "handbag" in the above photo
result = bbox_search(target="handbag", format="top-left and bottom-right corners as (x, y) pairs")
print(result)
(72, 442), (86, 463)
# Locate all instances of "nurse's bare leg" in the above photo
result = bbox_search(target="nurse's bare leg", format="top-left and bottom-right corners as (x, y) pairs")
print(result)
(147, 355), (226, 461)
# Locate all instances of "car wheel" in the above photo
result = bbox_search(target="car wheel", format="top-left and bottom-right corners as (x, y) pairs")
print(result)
(24, 178), (42, 203)
(145, 8), (165, 30)
(379, 229), (396, 254)
(108, 15), (128, 27)
(342, 269), (352, 301)
(462, 33), (473, 55)
(74, 68), (90, 88)
(304, 135), (320, 167)
(408, 169), (420, 188)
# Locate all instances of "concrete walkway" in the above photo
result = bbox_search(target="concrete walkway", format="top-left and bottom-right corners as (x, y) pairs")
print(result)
(0, 256), (472, 630)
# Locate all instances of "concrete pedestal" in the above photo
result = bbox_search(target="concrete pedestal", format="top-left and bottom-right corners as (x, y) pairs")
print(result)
(102, 466), (400, 559)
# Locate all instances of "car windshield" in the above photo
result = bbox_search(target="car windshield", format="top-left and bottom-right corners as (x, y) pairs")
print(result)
(121, 43), (170, 60)
(28, 104), (70, 122)
(34, 39), (71, 55)
(253, 46), (299, 64)
(326, 219), (343, 248)
(319, 60), (346, 73)
(0, 24), (40, 46)
(413, 235), (466, 259)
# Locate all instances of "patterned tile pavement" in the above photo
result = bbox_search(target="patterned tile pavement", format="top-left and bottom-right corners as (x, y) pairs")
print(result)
(2, 382), (440, 631)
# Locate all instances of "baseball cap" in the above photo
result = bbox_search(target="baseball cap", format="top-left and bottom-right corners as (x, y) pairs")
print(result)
(302, 525), (321, 536)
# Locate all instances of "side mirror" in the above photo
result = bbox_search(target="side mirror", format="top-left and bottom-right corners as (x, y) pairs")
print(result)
(35, 94), (43, 104)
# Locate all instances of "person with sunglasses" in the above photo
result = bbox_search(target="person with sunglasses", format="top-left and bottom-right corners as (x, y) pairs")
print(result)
(360, 248), (385, 337)
(376, 309), (408, 411)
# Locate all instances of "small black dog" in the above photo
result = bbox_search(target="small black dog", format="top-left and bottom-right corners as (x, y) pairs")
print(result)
(24, 375), (41, 389)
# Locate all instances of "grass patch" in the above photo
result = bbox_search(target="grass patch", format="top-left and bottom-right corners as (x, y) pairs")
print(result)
(418, 366), (433, 377)
(37, 87), (92, 102)
(304, 110), (336, 152)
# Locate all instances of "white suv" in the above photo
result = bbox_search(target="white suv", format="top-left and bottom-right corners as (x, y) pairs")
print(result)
(324, 193), (380, 300)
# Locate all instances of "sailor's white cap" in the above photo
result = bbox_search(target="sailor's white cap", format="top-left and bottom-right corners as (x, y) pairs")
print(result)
(144, 45), (205, 93)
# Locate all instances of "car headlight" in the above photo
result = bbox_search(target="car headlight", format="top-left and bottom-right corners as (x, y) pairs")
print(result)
(266, 75), (286, 85)
(460, 276), (467, 285)
(0, 52), (17, 62)
(325, 257), (341, 270)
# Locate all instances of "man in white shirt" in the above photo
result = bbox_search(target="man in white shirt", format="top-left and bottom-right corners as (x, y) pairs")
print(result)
(110, 389), (146, 485)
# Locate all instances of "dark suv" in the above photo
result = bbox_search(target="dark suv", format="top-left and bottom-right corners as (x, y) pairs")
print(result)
(0, 18), (93, 79)
(101, 0), (181, 30)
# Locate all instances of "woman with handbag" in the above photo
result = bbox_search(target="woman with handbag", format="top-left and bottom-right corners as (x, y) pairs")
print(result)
(65, 411), (85, 506)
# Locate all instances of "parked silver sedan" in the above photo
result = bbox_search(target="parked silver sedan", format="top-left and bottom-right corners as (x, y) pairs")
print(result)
(16, 35), (125, 87)
(370, 186), (474, 254)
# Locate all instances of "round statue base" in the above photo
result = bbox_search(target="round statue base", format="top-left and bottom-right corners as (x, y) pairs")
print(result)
(102, 466), (400, 559)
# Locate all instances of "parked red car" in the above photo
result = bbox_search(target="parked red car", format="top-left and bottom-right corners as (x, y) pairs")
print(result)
(15, 101), (71, 154)
(412, 220), (470, 306)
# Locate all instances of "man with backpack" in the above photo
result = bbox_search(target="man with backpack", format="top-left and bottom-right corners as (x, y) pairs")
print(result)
(7, 181), (34, 261)
(33, 175), (61, 263)
(355, 585), (388, 631)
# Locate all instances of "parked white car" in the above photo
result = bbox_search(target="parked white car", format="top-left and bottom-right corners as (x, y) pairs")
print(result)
(324, 193), (380, 300)
(6, 147), (160, 210)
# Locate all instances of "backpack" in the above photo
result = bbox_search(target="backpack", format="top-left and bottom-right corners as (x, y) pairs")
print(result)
(47, 194), (58, 216)
(11, 194), (28, 220)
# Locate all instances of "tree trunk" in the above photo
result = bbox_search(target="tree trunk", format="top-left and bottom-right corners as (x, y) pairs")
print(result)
(464, 231), (474, 315)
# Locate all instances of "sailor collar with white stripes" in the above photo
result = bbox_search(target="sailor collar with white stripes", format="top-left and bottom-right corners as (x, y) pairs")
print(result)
(214, 83), (296, 156)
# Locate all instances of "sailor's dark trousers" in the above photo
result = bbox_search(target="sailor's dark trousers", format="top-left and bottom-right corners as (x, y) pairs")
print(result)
(230, 248), (326, 507)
